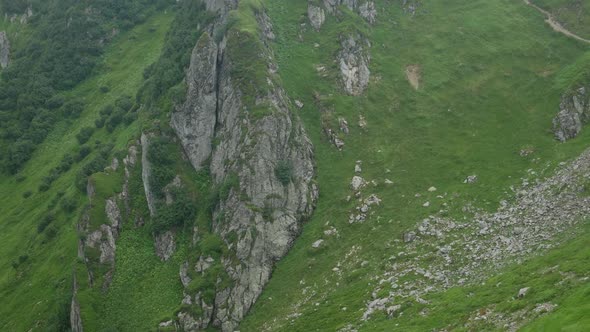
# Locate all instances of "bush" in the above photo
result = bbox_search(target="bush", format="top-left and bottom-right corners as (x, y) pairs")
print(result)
(115, 95), (133, 112)
(100, 86), (110, 93)
(123, 112), (138, 125)
(76, 127), (94, 144)
(63, 99), (85, 118)
(94, 117), (106, 128)
(275, 160), (293, 185)
(151, 189), (196, 234)
(77, 145), (92, 161)
(46, 95), (65, 109)
(23, 190), (32, 198)
(61, 196), (77, 213)
(38, 214), (55, 233)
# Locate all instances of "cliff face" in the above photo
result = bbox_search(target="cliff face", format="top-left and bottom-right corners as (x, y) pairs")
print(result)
(171, 1), (317, 330)
(553, 85), (590, 142)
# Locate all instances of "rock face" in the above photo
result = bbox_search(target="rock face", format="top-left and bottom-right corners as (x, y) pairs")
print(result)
(171, 3), (317, 331)
(140, 133), (157, 216)
(338, 34), (371, 95)
(171, 33), (219, 170)
(0, 31), (9, 69)
(553, 85), (590, 142)
(308, 4), (326, 30)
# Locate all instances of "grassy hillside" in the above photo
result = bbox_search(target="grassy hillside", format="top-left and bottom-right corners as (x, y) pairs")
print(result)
(0, 10), (173, 331)
(534, 0), (590, 39)
(240, 0), (590, 330)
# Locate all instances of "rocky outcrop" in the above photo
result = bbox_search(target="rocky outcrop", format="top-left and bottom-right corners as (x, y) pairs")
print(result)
(155, 230), (176, 261)
(171, 33), (219, 171)
(140, 133), (157, 215)
(322, 0), (377, 24)
(308, 4), (326, 30)
(338, 34), (371, 95)
(552, 85), (590, 142)
(171, 3), (317, 331)
(70, 274), (83, 332)
(0, 31), (10, 69)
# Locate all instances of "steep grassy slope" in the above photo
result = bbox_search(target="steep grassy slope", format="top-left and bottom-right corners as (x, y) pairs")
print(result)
(0, 11), (173, 331)
(240, 0), (590, 330)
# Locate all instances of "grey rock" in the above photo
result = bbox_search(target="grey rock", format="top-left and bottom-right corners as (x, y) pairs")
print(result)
(553, 86), (590, 142)
(0, 31), (10, 69)
(308, 4), (325, 30)
(180, 261), (192, 287)
(172, 7), (317, 331)
(464, 175), (478, 184)
(171, 32), (219, 171)
(141, 133), (157, 216)
(195, 256), (214, 273)
(518, 287), (530, 298)
(312, 239), (324, 248)
(70, 275), (83, 332)
(155, 231), (176, 261)
(338, 34), (371, 95)
(404, 231), (416, 243)
(351, 175), (366, 191)
(104, 198), (121, 238)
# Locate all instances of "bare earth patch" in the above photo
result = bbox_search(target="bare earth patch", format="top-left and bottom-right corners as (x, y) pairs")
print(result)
(405, 64), (421, 90)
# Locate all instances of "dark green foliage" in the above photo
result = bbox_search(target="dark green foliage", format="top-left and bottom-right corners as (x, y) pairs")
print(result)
(77, 146), (92, 162)
(0, 0), (167, 173)
(75, 143), (114, 192)
(106, 109), (125, 133)
(115, 95), (134, 112)
(22, 190), (32, 199)
(37, 213), (54, 233)
(147, 137), (175, 196)
(138, 0), (211, 113)
(95, 117), (106, 129)
(100, 86), (110, 93)
(62, 99), (85, 118)
(275, 160), (293, 185)
(45, 95), (65, 110)
(60, 196), (77, 213)
(123, 112), (138, 126)
(150, 188), (196, 234)
(76, 127), (95, 144)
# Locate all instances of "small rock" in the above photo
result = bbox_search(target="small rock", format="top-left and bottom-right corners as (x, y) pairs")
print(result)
(359, 115), (367, 128)
(428, 186), (437, 192)
(403, 231), (416, 243)
(385, 179), (394, 184)
(464, 175), (478, 184)
(351, 176), (366, 191)
(312, 239), (324, 248)
(295, 100), (304, 109)
(423, 201), (430, 207)
(518, 287), (530, 298)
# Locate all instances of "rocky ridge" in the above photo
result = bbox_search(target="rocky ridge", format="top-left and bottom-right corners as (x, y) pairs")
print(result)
(170, 1), (317, 330)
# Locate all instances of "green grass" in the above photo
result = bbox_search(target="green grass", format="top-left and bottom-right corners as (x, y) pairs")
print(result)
(0, 10), (173, 331)
(534, 0), (590, 39)
(240, 0), (590, 330)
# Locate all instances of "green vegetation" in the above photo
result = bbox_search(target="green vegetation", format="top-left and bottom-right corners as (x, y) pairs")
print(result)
(534, 0), (590, 39)
(240, 0), (590, 330)
(0, 8), (174, 331)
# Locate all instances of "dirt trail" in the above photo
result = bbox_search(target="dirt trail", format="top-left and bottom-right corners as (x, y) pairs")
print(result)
(524, 0), (590, 44)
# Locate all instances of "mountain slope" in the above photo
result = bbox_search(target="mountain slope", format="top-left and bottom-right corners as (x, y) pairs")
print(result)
(0, 0), (589, 331)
